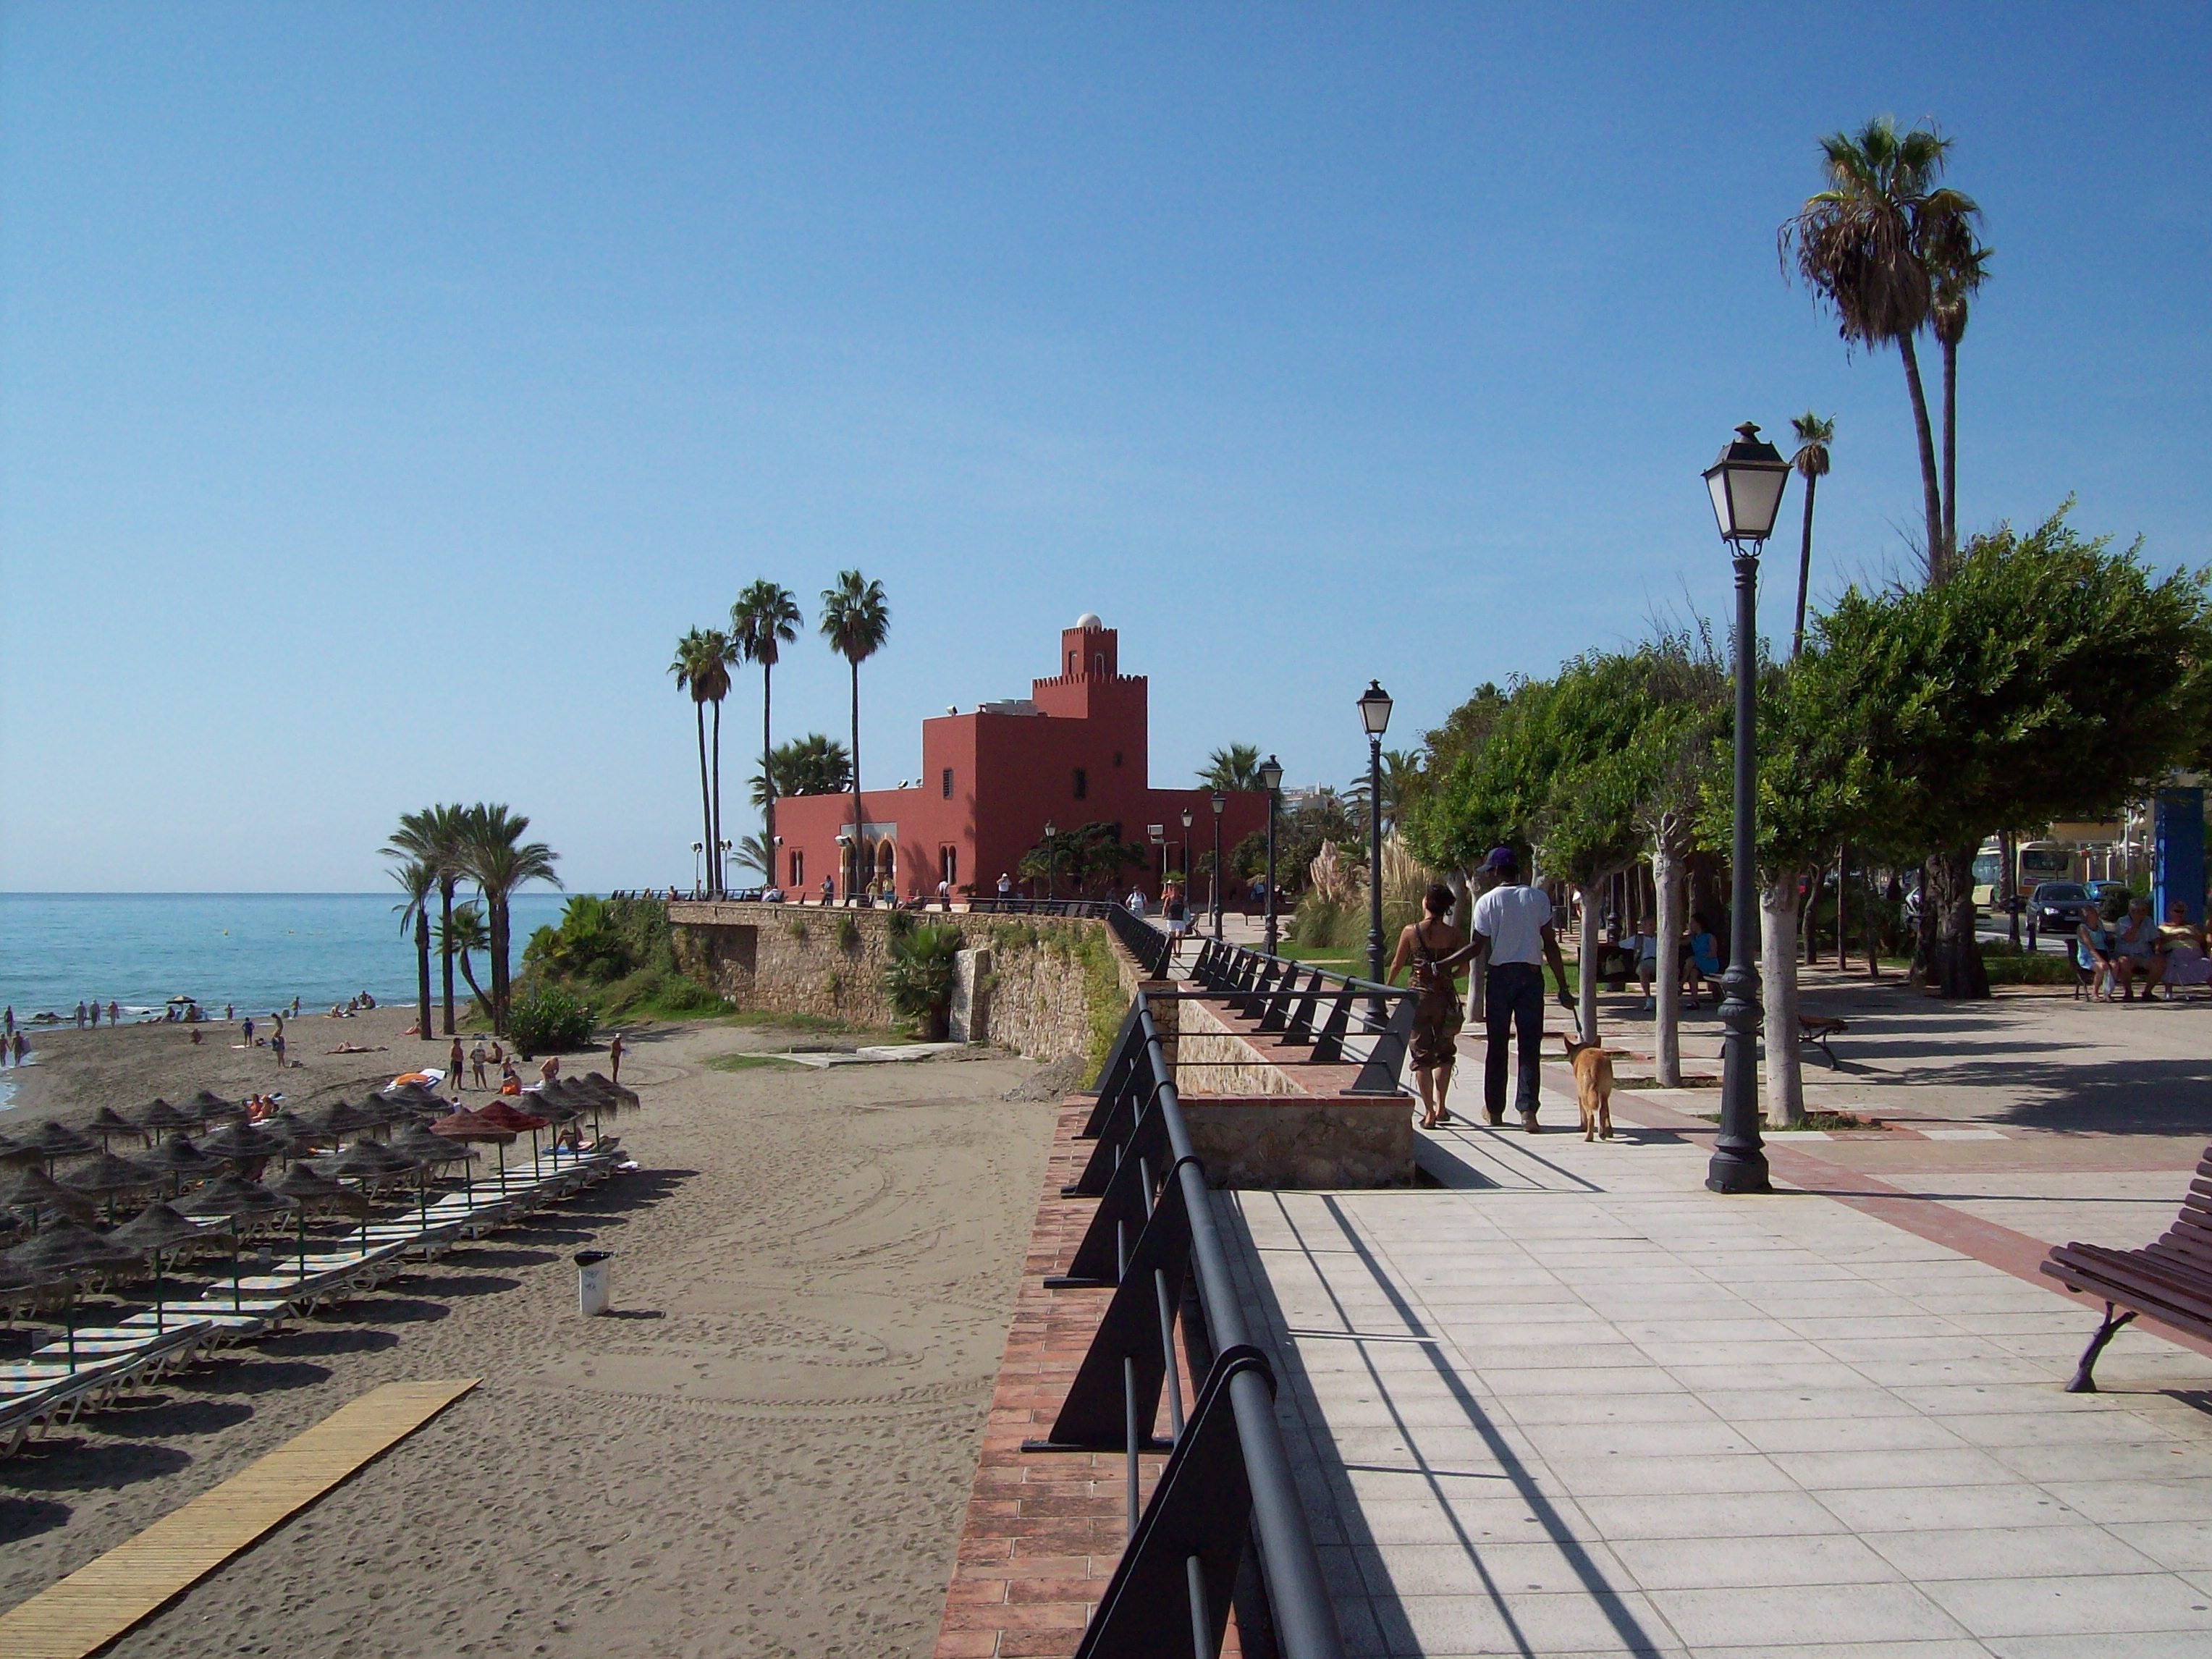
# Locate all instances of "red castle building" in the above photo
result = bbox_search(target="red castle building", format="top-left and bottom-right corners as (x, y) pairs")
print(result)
(772, 616), (1268, 903)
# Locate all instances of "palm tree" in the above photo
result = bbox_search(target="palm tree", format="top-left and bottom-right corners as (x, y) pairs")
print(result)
(749, 734), (852, 809)
(731, 581), (802, 869)
(438, 900), (491, 1010)
(819, 571), (890, 896)
(456, 803), (560, 1034)
(383, 806), (470, 1035)
(1925, 217), (1991, 559)
(1788, 413), (1836, 659)
(670, 629), (733, 896)
(1781, 117), (1975, 582)
(1200, 743), (1263, 792)
(390, 858), (436, 1041)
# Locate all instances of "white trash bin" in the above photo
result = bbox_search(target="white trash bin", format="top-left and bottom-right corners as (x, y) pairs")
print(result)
(575, 1250), (612, 1316)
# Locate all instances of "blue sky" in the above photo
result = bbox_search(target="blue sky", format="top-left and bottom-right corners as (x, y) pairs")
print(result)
(3, 4), (2205, 892)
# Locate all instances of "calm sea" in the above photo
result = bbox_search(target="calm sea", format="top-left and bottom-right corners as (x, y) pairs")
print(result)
(0, 892), (574, 1024)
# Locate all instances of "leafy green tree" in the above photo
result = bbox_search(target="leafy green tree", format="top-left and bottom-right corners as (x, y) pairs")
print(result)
(457, 803), (562, 1033)
(1795, 505), (2212, 998)
(1403, 677), (1555, 877)
(748, 734), (853, 808)
(381, 803), (473, 1034)
(1789, 414), (1836, 659)
(1019, 822), (1146, 897)
(882, 922), (965, 1038)
(731, 581), (803, 856)
(1199, 743), (1263, 792)
(1782, 117), (1977, 580)
(819, 571), (890, 892)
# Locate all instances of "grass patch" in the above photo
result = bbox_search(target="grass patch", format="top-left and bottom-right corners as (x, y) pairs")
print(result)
(705, 1052), (801, 1073)
(717, 1008), (858, 1034)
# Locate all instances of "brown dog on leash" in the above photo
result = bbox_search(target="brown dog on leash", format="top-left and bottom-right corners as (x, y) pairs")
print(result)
(1563, 1036), (1614, 1141)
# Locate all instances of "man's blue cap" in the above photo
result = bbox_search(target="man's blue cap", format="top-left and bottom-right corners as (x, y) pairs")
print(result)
(1485, 846), (1519, 871)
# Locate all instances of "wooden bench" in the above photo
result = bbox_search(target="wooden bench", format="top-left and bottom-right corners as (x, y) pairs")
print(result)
(2040, 1148), (2212, 1391)
(1797, 1013), (1847, 1068)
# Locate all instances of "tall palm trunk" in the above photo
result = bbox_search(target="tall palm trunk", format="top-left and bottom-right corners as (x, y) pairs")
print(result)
(490, 900), (510, 1034)
(414, 909), (432, 1042)
(1761, 873), (1805, 1128)
(438, 877), (456, 1036)
(1897, 333), (1946, 584)
(693, 703), (712, 897)
(1941, 335), (1959, 563)
(1652, 838), (1686, 1087)
(848, 659), (863, 898)
(1791, 470), (1820, 660)
(710, 698), (725, 898)
(760, 664), (777, 871)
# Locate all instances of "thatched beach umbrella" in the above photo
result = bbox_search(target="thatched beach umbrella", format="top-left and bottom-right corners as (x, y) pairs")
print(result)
(187, 1089), (245, 1126)
(431, 1107), (518, 1195)
(266, 1163), (360, 1278)
(303, 1098), (385, 1144)
(583, 1071), (638, 1111)
(64, 1150), (163, 1223)
(0, 1134), (49, 1170)
(4, 1220), (136, 1369)
(388, 1126), (476, 1223)
(134, 1098), (196, 1138)
(2, 1167), (99, 1232)
(138, 1134), (226, 1196)
(467, 1099), (547, 1189)
(108, 1201), (216, 1333)
(198, 1121), (285, 1171)
(83, 1106), (143, 1148)
(181, 1176), (295, 1312)
(21, 1120), (96, 1174)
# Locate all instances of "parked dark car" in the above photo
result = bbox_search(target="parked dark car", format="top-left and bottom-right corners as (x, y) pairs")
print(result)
(2026, 882), (2096, 947)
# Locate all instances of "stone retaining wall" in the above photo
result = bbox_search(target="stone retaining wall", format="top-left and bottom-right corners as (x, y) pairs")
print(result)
(667, 903), (1140, 1067)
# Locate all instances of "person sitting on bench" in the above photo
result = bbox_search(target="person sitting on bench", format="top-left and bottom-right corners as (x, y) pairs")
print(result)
(2111, 898), (2167, 1001)
(2077, 912), (2116, 1002)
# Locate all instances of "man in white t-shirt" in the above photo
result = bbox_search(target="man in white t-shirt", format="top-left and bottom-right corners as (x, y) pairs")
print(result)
(1467, 845), (1573, 1131)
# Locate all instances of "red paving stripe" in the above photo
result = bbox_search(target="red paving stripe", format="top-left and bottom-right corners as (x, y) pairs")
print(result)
(1606, 1080), (2212, 1367)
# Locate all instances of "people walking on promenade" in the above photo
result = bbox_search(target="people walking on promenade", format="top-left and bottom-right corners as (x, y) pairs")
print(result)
(1467, 846), (1572, 1132)
(1388, 883), (1473, 1131)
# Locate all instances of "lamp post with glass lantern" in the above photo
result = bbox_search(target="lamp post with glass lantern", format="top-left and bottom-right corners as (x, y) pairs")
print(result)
(1358, 681), (1393, 995)
(1043, 821), (1058, 904)
(1701, 421), (1791, 1196)
(1259, 754), (1284, 956)
(1210, 790), (1227, 939)
(1180, 808), (1193, 906)
(692, 841), (704, 897)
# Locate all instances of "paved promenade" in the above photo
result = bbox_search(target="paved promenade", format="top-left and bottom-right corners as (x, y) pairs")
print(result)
(1218, 988), (2212, 1658)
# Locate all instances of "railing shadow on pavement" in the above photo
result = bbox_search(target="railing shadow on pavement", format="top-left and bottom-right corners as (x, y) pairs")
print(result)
(1210, 1186), (1672, 1659)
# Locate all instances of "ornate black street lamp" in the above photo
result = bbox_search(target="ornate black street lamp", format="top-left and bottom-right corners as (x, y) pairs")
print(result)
(691, 841), (704, 898)
(1702, 421), (1791, 1195)
(1044, 820), (1058, 903)
(1210, 790), (1227, 940)
(1180, 807), (1193, 906)
(1259, 754), (1284, 956)
(1358, 680), (1393, 995)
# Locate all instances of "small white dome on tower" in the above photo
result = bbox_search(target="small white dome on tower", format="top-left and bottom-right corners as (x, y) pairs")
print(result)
(1075, 612), (1103, 630)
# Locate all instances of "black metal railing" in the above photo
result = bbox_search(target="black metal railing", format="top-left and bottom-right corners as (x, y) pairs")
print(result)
(1181, 938), (1417, 1094)
(1029, 994), (1346, 1659)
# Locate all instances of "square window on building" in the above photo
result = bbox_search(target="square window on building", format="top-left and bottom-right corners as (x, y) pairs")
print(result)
(1073, 767), (1088, 800)
(942, 767), (953, 798)
(790, 850), (804, 887)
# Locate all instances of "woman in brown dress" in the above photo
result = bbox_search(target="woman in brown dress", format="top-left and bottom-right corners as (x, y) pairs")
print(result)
(1387, 885), (1472, 1130)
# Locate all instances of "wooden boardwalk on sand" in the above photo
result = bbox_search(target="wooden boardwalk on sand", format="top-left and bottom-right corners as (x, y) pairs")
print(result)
(0, 1378), (479, 1659)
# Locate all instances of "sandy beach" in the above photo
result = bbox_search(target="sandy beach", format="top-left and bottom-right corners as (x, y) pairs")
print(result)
(1, 1010), (1059, 1658)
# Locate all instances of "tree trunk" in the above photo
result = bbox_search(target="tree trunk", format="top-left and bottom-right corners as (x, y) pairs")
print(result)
(1792, 470), (1818, 660)
(1652, 837), (1686, 1088)
(710, 698), (724, 898)
(439, 877), (456, 1037)
(761, 664), (777, 872)
(1941, 335), (1958, 564)
(1836, 844), (1849, 972)
(1453, 870), (1485, 1026)
(457, 951), (487, 1008)
(848, 660), (863, 898)
(1911, 854), (1939, 984)
(489, 899), (510, 1035)
(1930, 845), (1991, 1000)
(1897, 332), (1946, 584)
(1760, 872), (1805, 1128)
(1576, 882), (1601, 1046)
(694, 703), (712, 897)
(415, 909), (432, 1043)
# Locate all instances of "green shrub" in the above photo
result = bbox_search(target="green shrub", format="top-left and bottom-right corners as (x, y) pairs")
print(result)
(515, 896), (724, 1021)
(887, 909), (916, 940)
(787, 918), (810, 940)
(1290, 892), (1356, 948)
(506, 984), (597, 1055)
(835, 915), (861, 952)
(1978, 942), (2077, 985)
(883, 923), (964, 1037)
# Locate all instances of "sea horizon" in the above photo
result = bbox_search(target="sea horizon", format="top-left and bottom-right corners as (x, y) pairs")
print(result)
(0, 890), (578, 1023)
